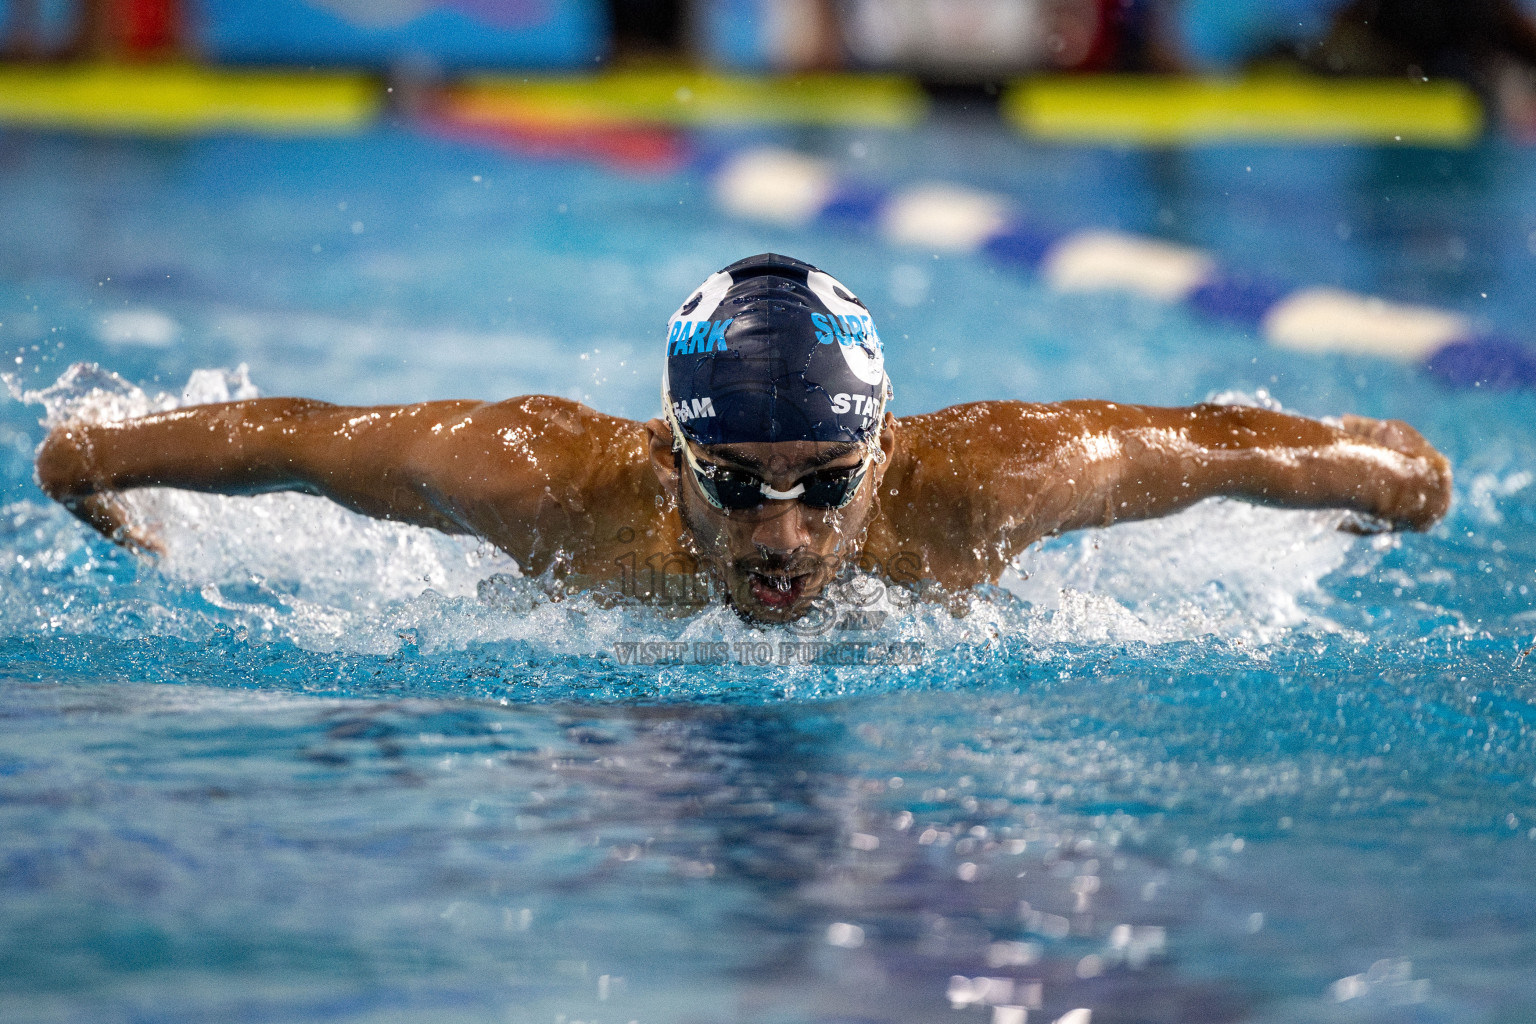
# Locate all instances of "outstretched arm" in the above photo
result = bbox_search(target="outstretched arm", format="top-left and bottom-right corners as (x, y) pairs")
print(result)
(890, 400), (1452, 585)
(37, 398), (478, 550)
(34, 395), (643, 569)
(996, 400), (1451, 537)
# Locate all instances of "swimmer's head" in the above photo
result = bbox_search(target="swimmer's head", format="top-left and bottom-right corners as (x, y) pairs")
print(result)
(661, 253), (891, 449)
(651, 255), (898, 623)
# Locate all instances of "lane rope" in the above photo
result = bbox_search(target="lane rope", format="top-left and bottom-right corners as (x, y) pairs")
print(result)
(710, 146), (1536, 391)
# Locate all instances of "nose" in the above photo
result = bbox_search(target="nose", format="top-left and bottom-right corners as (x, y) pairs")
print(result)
(750, 502), (812, 561)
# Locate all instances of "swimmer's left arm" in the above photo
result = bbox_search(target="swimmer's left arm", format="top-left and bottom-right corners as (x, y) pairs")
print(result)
(971, 400), (1452, 544)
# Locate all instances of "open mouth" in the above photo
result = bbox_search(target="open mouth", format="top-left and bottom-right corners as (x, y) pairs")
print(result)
(747, 571), (809, 612)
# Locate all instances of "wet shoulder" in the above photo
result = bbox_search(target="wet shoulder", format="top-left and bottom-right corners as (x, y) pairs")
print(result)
(437, 396), (666, 573)
(878, 400), (1070, 531)
(893, 400), (1066, 470)
(417, 395), (654, 507)
(468, 396), (645, 464)
(480, 395), (640, 439)
(876, 402), (1044, 534)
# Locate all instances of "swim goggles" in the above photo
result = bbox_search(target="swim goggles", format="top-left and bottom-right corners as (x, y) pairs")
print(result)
(663, 403), (877, 513)
(684, 440), (876, 513)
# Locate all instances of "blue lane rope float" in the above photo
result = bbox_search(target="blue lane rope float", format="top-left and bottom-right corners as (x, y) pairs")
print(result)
(708, 147), (1536, 392)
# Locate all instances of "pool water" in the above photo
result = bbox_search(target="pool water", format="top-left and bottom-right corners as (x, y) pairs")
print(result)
(2, 121), (1536, 1023)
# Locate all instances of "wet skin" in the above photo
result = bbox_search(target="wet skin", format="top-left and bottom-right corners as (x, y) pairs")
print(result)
(35, 395), (1453, 622)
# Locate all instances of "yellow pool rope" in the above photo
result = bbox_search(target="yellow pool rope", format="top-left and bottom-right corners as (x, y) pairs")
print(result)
(1005, 75), (1483, 146)
(0, 64), (380, 134)
(0, 65), (1484, 144)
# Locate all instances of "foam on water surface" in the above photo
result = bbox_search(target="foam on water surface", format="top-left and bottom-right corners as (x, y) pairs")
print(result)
(6, 362), (1390, 700)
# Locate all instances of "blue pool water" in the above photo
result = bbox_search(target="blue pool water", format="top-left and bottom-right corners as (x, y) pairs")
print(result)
(3, 122), (1536, 1023)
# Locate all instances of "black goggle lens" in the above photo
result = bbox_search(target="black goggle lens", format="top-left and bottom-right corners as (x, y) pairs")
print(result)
(696, 463), (866, 512)
(702, 467), (765, 510)
(800, 466), (867, 509)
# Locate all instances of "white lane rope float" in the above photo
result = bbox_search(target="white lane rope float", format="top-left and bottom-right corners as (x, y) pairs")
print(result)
(709, 146), (1535, 391)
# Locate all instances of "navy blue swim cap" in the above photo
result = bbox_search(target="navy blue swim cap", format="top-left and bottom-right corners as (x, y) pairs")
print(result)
(662, 253), (890, 447)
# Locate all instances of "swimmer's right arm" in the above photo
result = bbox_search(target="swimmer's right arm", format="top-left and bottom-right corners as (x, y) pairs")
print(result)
(35, 396), (617, 564)
(35, 399), (478, 549)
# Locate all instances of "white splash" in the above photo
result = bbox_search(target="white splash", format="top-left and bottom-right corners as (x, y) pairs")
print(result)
(1004, 500), (1359, 645)
(14, 366), (1372, 657)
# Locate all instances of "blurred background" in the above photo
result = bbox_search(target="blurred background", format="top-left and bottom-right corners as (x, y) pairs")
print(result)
(5, 0), (1536, 129)
(6, 0), (1536, 81)
(3, 0), (1534, 396)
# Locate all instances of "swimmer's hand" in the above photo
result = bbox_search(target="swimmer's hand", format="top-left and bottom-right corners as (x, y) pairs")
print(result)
(65, 492), (165, 556)
(35, 425), (165, 556)
(1337, 414), (1452, 531)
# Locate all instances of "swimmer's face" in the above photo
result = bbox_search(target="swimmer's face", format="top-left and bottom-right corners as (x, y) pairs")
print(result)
(647, 416), (897, 623)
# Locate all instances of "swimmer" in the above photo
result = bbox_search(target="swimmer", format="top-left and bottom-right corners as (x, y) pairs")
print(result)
(35, 253), (1452, 623)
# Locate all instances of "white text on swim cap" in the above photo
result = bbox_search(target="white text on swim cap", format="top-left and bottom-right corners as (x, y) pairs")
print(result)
(830, 393), (880, 430)
(672, 397), (717, 421)
(830, 393), (881, 416)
